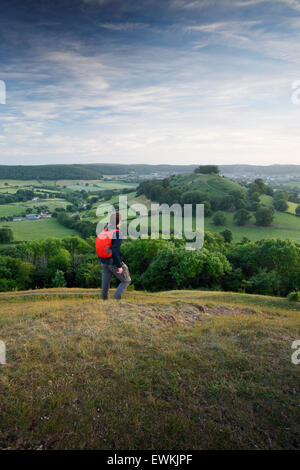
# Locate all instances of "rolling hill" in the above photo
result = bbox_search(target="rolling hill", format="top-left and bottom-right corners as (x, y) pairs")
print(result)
(169, 172), (243, 198)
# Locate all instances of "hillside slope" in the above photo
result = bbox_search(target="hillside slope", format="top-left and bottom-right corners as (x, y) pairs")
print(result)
(0, 289), (299, 450)
(169, 172), (243, 198)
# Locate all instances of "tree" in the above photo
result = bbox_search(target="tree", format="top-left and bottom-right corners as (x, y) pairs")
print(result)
(194, 165), (219, 174)
(203, 201), (212, 217)
(181, 190), (205, 205)
(0, 228), (13, 243)
(121, 238), (167, 288)
(253, 179), (267, 194)
(220, 229), (233, 243)
(149, 184), (164, 203)
(211, 195), (234, 211)
(52, 270), (67, 288)
(248, 191), (260, 203)
(16, 261), (34, 290)
(296, 205), (300, 216)
(139, 245), (230, 291)
(289, 192), (299, 204)
(248, 179), (271, 197)
(255, 207), (274, 226)
(233, 209), (251, 226)
(62, 236), (90, 257)
(274, 198), (288, 212)
(48, 248), (71, 272)
(213, 211), (226, 226)
(274, 190), (289, 201)
(256, 239), (300, 295)
(164, 188), (181, 205)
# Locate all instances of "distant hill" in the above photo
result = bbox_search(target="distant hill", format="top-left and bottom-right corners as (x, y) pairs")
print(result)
(1, 163), (300, 181)
(219, 164), (300, 178)
(0, 164), (198, 180)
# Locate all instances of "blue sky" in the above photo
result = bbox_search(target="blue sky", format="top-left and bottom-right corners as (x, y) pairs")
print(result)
(0, 0), (300, 165)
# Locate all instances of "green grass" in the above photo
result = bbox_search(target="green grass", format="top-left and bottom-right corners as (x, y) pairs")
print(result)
(0, 204), (26, 217)
(0, 218), (78, 241)
(275, 181), (300, 190)
(170, 173), (243, 198)
(0, 180), (58, 194)
(65, 181), (137, 192)
(0, 180), (44, 188)
(260, 194), (273, 207)
(204, 210), (300, 242)
(0, 289), (299, 450)
(84, 191), (138, 222)
(0, 199), (68, 218)
(260, 194), (298, 216)
(287, 201), (298, 215)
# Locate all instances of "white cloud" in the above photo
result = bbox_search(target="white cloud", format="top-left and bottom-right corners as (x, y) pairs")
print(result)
(99, 22), (148, 31)
(1, 0), (300, 165)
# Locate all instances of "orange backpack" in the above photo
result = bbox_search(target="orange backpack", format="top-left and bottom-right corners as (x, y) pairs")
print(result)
(95, 227), (118, 258)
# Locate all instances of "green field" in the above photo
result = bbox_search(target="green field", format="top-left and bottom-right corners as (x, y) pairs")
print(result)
(65, 181), (137, 192)
(0, 198), (68, 218)
(0, 180), (44, 188)
(260, 194), (298, 216)
(275, 181), (300, 190)
(81, 191), (138, 222)
(0, 289), (299, 449)
(0, 180), (57, 193)
(287, 201), (298, 215)
(0, 178), (137, 194)
(205, 210), (300, 242)
(0, 218), (78, 241)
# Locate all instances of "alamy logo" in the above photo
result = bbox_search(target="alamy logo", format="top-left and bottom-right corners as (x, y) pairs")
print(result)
(291, 340), (300, 365)
(96, 196), (204, 250)
(0, 341), (6, 365)
(0, 80), (6, 104)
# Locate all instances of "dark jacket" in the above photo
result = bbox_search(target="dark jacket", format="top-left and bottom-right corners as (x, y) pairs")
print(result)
(99, 225), (122, 268)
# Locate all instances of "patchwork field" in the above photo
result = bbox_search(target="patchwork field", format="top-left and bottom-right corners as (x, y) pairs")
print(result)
(0, 218), (78, 241)
(0, 198), (68, 218)
(0, 289), (299, 450)
(63, 181), (137, 192)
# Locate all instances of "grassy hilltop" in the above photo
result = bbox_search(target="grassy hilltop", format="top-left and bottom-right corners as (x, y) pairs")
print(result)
(169, 172), (242, 198)
(0, 289), (299, 450)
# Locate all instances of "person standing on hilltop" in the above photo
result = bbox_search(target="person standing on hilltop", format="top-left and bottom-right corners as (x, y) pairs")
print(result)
(96, 211), (131, 300)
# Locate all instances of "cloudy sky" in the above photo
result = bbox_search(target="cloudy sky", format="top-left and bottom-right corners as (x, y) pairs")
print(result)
(0, 0), (300, 166)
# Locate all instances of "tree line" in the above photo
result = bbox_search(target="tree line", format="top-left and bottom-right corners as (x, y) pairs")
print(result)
(0, 233), (299, 298)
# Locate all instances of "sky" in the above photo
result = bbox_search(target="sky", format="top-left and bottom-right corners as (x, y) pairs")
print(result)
(0, 0), (300, 166)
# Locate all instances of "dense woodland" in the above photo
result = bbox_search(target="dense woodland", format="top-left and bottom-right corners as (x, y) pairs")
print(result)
(0, 232), (299, 298)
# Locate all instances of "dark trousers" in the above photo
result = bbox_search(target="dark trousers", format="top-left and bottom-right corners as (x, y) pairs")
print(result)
(100, 259), (131, 300)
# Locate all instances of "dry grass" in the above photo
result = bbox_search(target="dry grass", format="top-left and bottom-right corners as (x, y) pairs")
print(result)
(0, 289), (299, 450)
